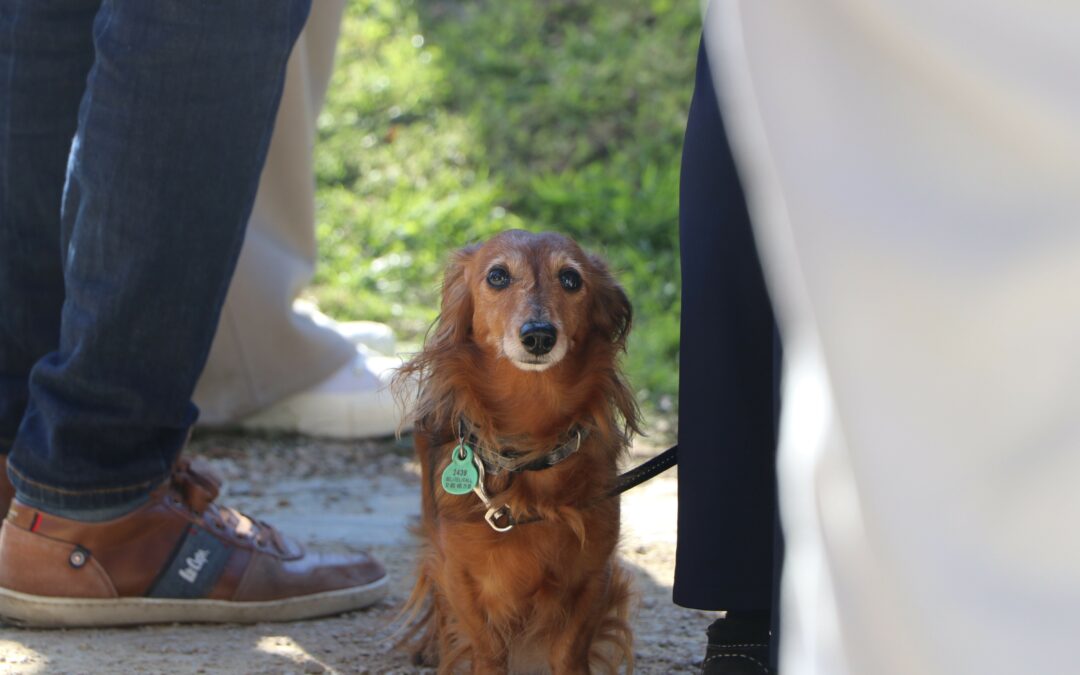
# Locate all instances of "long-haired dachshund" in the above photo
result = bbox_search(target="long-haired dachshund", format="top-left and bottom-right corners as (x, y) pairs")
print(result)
(395, 230), (641, 674)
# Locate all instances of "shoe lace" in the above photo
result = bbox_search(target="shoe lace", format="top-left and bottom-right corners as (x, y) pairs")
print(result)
(170, 457), (290, 555)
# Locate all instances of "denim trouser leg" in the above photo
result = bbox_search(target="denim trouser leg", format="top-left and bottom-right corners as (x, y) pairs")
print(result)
(0, 0), (311, 509)
(0, 0), (98, 456)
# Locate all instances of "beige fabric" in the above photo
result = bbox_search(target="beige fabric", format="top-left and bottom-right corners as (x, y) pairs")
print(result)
(708, 1), (1080, 674)
(194, 0), (353, 425)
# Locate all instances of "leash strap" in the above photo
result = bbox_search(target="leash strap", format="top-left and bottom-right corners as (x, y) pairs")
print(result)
(505, 444), (679, 529)
(606, 444), (678, 498)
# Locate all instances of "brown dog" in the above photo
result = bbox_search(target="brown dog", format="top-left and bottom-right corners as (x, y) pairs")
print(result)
(395, 230), (640, 674)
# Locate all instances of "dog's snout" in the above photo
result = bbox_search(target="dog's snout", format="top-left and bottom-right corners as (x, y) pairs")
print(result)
(520, 321), (557, 356)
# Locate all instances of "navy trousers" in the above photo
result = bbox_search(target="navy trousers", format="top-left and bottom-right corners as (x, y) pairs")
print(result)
(674, 39), (781, 617)
(0, 0), (310, 509)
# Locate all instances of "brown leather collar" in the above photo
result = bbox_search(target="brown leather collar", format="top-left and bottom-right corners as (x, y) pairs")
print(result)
(456, 418), (587, 475)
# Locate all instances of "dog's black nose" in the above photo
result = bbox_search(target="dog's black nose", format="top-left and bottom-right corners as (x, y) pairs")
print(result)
(520, 321), (557, 356)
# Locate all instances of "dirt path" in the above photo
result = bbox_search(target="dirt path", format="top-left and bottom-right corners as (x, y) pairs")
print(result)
(0, 432), (714, 674)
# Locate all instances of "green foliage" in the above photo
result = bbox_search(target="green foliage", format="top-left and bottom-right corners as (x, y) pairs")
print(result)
(312, 0), (701, 414)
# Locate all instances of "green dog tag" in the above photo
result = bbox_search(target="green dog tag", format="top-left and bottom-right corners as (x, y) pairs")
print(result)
(441, 443), (480, 495)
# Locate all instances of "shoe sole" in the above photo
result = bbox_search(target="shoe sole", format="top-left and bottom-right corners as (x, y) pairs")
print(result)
(0, 574), (388, 628)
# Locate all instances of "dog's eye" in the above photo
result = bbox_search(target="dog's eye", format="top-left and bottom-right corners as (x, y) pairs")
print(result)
(486, 266), (511, 289)
(559, 268), (582, 292)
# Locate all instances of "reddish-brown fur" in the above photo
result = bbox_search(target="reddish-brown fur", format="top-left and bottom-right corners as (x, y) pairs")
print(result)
(394, 230), (641, 674)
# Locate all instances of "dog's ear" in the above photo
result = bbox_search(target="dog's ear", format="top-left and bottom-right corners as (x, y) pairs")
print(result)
(431, 244), (479, 346)
(393, 244), (479, 431)
(587, 253), (632, 350)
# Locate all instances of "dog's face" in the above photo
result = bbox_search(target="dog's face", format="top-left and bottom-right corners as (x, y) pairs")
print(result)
(442, 230), (631, 372)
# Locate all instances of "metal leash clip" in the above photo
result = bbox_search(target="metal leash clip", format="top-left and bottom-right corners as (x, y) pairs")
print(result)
(469, 449), (515, 532)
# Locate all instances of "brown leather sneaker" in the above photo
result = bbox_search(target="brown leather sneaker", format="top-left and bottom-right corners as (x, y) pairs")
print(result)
(0, 458), (387, 627)
(0, 456), (13, 520)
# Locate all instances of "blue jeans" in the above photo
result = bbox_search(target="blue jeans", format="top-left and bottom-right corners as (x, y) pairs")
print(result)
(0, 0), (310, 509)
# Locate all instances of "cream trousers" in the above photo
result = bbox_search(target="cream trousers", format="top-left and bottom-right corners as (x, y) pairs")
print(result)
(193, 0), (353, 425)
(708, 2), (1080, 673)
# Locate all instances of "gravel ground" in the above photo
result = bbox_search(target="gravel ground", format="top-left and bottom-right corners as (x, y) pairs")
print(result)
(0, 430), (715, 674)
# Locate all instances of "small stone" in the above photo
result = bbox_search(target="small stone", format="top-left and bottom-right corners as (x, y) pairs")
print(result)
(303, 662), (326, 674)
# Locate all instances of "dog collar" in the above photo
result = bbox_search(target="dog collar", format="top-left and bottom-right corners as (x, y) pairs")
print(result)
(456, 418), (586, 475)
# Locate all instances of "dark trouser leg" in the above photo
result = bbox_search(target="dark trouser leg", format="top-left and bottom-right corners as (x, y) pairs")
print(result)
(3, 0), (311, 510)
(675, 36), (779, 614)
(675, 35), (782, 673)
(0, 0), (98, 458)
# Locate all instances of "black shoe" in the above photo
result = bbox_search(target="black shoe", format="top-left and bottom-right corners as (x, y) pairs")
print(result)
(699, 613), (774, 674)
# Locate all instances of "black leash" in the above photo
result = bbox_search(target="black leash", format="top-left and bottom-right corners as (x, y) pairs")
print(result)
(496, 444), (679, 529)
(607, 444), (678, 498)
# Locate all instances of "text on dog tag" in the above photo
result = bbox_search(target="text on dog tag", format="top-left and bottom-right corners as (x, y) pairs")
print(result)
(441, 443), (480, 495)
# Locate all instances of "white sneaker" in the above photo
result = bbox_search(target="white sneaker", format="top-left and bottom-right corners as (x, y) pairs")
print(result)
(293, 300), (396, 355)
(335, 320), (395, 355)
(238, 345), (403, 439)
